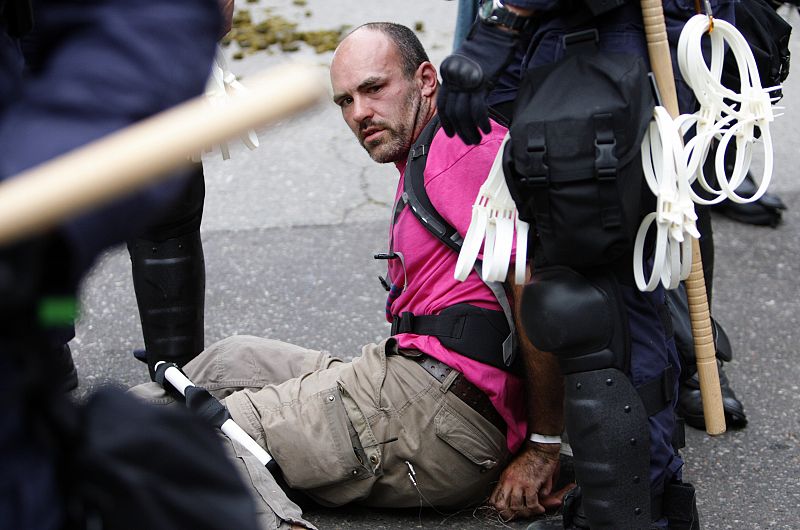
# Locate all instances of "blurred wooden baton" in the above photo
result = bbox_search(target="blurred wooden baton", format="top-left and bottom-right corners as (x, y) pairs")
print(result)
(0, 62), (326, 245)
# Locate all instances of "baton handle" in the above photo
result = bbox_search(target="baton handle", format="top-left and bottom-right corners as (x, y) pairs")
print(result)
(685, 239), (726, 434)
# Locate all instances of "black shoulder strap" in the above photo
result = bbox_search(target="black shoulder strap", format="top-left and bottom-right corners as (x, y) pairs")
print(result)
(400, 114), (519, 369)
(403, 114), (464, 252)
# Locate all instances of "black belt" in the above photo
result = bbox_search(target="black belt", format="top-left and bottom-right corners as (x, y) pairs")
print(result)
(412, 354), (506, 436)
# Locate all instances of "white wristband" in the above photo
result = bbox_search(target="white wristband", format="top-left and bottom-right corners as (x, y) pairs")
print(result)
(529, 433), (562, 445)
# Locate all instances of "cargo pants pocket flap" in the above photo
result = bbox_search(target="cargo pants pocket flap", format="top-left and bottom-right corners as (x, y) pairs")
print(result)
(265, 386), (369, 490)
(434, 403), (503, 470)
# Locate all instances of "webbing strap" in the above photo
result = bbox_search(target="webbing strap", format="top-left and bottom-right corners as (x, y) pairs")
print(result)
(391, 303), (517, 374)
(404, 115), (463, 252)
(636, 364), (676, 417)
(594, 113), (622, 229)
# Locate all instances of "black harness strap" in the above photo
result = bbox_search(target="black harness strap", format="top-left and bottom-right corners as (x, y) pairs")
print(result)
(389, 114), (520, 374)
(403, 115), (464, 252)
(391, 303), (513, 372)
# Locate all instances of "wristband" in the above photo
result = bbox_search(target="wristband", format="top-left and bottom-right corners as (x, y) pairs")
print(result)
(529, 433), (562, 445)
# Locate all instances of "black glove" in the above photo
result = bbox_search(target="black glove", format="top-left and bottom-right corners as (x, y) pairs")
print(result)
(438, 22), (520, 145)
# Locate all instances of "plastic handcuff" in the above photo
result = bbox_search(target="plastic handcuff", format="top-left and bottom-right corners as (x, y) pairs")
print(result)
(454, 133), (529, 285)
(192, 46), (260, 162)
(635, 14), (782, 292)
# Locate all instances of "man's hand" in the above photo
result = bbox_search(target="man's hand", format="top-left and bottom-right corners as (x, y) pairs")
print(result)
(489, 441), (572, 521)
(437, 22), (519, 145)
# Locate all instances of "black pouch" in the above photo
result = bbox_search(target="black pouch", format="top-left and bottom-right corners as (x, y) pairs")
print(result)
(721, 0), (791, 99)
(503, 30), (654, 268)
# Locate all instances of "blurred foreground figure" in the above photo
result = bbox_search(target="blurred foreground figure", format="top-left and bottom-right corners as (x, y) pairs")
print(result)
(0, 1), (265, 529)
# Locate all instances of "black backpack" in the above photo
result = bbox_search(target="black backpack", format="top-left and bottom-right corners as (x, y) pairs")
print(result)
(502, 30), (655, 269)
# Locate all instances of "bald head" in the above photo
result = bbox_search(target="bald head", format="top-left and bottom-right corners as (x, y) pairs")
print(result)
(330, 25), (438, 163)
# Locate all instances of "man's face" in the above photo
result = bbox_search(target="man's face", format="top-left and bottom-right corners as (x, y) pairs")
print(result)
(331, 30), (422, 163)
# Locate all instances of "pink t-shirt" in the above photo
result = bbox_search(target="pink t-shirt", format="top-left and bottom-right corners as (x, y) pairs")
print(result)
(386, 120), (526, 452)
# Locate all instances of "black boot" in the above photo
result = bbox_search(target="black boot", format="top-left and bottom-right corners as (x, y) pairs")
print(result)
(678, 359), (748, 430)
(705, 140), (787, 227)
(711, 171), (786, 227)
(526, 486), (666, 530)
(128, 229), (205, 380)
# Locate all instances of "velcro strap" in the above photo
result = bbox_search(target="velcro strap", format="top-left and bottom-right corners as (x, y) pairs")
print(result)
(636, 364), (676, 417)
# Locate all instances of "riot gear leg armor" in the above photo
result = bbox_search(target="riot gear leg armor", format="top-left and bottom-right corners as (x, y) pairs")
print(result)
(128, 166), (206, 380)
(522, 266), (654, 528)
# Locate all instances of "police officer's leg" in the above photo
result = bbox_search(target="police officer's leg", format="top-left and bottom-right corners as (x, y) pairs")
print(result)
(522, 266), (681, 529)
(128, 164), (205, 380)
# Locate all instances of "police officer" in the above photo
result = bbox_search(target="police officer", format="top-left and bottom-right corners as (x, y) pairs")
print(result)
(0, 0), (223, 527)
(437, 0), (736, 527)
(127, 0), (236, 382)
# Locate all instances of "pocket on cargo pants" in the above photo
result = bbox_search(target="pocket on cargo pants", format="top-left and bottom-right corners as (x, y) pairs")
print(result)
(256, 385), (373, 491)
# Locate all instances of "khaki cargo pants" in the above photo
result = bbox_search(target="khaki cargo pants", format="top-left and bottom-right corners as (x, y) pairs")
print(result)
(131, 335), (509, 512)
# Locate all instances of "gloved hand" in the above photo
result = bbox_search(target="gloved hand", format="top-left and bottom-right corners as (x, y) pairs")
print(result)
(438, 21), (520, 145)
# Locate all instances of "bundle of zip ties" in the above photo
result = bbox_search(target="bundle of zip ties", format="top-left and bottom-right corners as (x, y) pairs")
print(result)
(454, 133), (530, 285)
(191, 47), (260, 162)
(634, 13), (781, 291)
(455, 14), (781, 291)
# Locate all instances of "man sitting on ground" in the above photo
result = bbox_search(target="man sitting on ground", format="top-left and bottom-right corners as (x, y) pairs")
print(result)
(131, 22), (566, 526)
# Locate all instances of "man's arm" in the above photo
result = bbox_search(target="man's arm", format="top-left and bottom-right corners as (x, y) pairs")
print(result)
(489, 268), (570, 521)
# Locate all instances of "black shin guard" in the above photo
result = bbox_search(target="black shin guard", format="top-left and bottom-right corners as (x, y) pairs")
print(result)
(128, 229), (205, 380)
(565, 368), (652, 528)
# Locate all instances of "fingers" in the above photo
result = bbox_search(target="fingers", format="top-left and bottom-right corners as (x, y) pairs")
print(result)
(437, 87), (456, 138)
(471, 92), (491, 136)
(490, 481), (546, 521)
(538, 482), (576, 511)
(453, 92), (483, 145)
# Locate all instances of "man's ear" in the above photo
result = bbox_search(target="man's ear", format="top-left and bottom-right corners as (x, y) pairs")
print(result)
(416, 61), (438, 97)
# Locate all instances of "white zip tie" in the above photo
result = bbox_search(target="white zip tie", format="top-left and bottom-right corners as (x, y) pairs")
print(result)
(636, 14), (781, 292)
(193, 46), (260, 161)
(454, 133), (528, 285)
(634, 107), (698, 292)
(677, 14), (775, 205)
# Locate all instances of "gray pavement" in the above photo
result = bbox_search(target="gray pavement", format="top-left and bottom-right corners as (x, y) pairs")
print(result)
(71, 2), (800, 528)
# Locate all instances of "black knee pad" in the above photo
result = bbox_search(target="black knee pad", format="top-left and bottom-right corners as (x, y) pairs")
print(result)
(520, 266), (629, 373)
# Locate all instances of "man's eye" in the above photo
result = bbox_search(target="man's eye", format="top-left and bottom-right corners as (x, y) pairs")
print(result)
(368, 85), (381, 94)
(340, 97), (353, 107)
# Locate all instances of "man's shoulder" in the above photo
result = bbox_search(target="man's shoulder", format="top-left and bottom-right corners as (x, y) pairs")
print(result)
(426, 119), (507, 179)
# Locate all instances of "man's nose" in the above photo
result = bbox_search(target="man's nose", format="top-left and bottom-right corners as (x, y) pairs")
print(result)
(350, 96), (372, 124)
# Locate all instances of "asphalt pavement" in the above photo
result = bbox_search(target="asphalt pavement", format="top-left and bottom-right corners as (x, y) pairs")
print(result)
(70, 2), (800, 528)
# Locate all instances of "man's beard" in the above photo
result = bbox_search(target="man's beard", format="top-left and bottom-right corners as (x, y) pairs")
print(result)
(359, 93), (421, 164)
(360, 122), (408, 163)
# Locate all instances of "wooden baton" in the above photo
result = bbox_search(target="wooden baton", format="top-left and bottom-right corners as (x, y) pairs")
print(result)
(640, 0), (726, 434)
(0, 63), (326, 246)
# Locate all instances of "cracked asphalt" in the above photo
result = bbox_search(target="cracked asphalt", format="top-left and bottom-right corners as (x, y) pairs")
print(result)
(71, 2), (800, 529)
